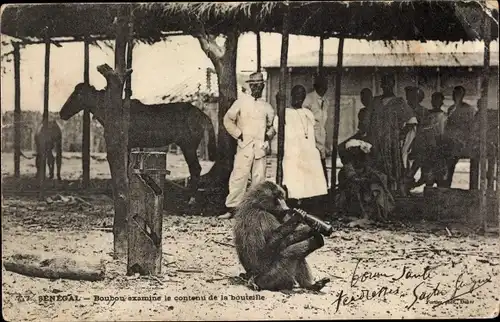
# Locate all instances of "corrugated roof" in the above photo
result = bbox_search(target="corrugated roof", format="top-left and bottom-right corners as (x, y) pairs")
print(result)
(144, 70), (254, 104)
(144, 69), (218, 104)
(264, 51), (500, 68)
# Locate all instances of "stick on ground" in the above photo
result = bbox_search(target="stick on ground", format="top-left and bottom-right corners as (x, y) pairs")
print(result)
(3, 253), (105, 281)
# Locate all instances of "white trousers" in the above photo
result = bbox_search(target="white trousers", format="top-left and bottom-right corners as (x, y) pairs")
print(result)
(225, 145), (266, 208)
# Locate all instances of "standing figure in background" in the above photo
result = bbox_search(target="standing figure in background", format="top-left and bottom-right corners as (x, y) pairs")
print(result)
(367, 73), (417, 196)
(405, 86), (428, 124)
(405, 86), (429, 188)
(358, 88), (373, 136)
(407, 92), (448, 188)
(273, 85), (328, 207)
(303, 73), (330, 186)
(220, 72), (276, 219)
(442, 86), (477, 188)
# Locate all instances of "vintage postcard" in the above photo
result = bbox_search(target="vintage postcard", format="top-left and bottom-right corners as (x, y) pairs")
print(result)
(1, 1), (499, 321)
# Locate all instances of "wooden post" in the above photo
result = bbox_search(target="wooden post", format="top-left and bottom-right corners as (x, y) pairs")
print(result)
(125, 35), (134, 98)
(394, 72), (399, 96)
(13, 42), (21, 178)
(498, 80), (500, 231)
(39, 28), (50, 197)
(318, 35), (324, 72)
(479, 13), (490, 234)
(276, 2), (290, 187)
(330, 37), (345, 202)
(470, 159), (479, 190)
(371, 68), (377, 94)
(128, 151), (168, 275)
(100, 6), (133, 259)
(256, 31), (261, 72)
(82, 36), (91, 188)
(436, 67), (441, 92)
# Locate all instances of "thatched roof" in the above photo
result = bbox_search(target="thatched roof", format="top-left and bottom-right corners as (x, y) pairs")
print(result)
(1, 2), (498, 44)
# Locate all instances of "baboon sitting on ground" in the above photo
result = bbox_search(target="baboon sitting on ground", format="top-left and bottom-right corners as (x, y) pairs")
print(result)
(233, 181), (330, 292)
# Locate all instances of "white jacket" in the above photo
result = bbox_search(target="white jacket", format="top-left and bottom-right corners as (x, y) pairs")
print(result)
(223, 95), (276, 159)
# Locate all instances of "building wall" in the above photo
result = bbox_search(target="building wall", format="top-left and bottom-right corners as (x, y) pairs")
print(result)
(266, 66), (499, 156)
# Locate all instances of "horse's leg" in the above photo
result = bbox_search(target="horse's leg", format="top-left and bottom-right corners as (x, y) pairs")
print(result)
(56, 140), (62, 181)
(47, 150), (55, 179)
(180, 144), (202, 206)
(35, 153), (41, 179)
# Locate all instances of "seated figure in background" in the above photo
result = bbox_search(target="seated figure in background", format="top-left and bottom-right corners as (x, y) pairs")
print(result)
(337, 111), (395, 226)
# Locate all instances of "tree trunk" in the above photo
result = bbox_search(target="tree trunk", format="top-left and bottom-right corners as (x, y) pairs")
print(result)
(195, 30), (239, 192)
(98, 9), (132, 259)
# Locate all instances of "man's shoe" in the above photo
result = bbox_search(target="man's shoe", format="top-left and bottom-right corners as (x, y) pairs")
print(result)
(218, 208), (234, 219)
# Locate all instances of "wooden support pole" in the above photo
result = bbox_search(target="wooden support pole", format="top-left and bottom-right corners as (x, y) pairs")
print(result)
(394, 71), (399, 96)
(276, 2), (290, 187)
(39, 28), (50, 197)
(470, 159), (479, 190)
(82, 36), (91, 189)
(436, 67), (441, 92)
(330, 37), (345, 202)
(318, 35), (324, 72)
(479, 13), (491, 234)
(371, 68), (377, 94)
(498, 82), (500, 231)
(100, 6), (133, 259)
(125, 35), (134, 98)
(128, 151), (167, 275)
(256, 31), (261, 72)
(13, 42), (21, 178)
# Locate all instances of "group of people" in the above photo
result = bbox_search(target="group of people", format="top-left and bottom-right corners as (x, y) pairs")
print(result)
(217, 70), (480, 222)
(219, 72), (330, 219)
(338, 76), (479, 223)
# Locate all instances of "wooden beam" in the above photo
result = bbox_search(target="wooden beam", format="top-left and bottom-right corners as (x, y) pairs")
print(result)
(13, 42), (21, 178)
(11, 31), (186, 46)
(256, 31), (261, 72)
(82, 36), (91, 189)
(479, 13), (491, 234)
(276, 2), (290, 187)
(330, 37), (345, 202)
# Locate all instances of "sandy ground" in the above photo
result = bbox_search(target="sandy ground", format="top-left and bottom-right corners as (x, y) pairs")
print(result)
(2, 152), (499, 320)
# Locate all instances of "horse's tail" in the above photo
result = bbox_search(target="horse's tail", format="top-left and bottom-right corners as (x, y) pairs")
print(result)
(202, 114), (217, 162)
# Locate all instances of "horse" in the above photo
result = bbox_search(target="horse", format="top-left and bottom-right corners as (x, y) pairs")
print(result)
(59, 83), (217, 205)
(34, 119), (63, 180)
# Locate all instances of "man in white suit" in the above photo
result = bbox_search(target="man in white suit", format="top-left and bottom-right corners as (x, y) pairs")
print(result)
(219, 72), (276, 219)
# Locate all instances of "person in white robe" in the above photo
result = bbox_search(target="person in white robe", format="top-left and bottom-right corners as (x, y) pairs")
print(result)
(273, 85), (328, 203)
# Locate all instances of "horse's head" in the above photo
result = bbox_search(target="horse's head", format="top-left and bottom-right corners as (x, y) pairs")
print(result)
(59, 83), (99, 120)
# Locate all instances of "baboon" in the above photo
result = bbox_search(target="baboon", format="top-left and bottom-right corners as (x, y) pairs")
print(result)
(233, 181), (330, 292)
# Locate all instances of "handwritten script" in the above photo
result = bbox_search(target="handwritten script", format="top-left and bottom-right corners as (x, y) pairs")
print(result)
(331, 258), (492, 313)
